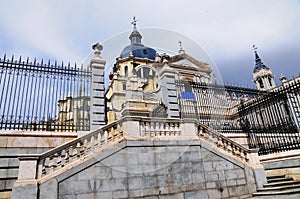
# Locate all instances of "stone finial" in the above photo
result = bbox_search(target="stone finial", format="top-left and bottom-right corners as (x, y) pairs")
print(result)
(92, 43), (103, 57)
(178, 40), (185, 54)
(279, 74), (287, 83)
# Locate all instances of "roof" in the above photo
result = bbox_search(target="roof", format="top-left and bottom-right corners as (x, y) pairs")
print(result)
(120, 43), (156, 60)
(120, 22), (157, 60)
(253, 51), (269, 72)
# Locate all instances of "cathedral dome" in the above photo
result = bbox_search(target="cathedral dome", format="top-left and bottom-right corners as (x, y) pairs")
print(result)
(120, 18), (156, 60)
(120, 44), (156, 60)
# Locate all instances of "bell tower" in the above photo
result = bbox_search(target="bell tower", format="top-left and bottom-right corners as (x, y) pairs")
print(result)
(252, 45), (275, 91)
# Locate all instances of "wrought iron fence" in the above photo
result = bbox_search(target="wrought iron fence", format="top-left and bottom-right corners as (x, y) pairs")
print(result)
(174, 80), (260, 133)
(238, 76), (300, 155)
(241, 121), (300, 155)
(0, 54), (91, 131)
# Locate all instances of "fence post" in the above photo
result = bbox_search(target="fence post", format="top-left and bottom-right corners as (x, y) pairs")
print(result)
(90, 43), (106, 131)
(287, 92), (300, 129)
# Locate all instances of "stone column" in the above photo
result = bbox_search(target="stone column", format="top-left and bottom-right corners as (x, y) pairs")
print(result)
(11, 156), (39, 199)
(159, 66), (180, 119)
(90, 43), (106, 131)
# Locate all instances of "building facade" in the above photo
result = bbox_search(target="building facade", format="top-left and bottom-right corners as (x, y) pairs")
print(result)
(104, 20), (300, 155)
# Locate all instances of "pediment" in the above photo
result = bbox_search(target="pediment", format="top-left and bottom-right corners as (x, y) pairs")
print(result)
(167, 53), (212, 73)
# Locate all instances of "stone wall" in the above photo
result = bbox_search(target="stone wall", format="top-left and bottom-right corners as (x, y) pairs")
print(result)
(0, 131), (77, 198)
(39, 140), (259, 199)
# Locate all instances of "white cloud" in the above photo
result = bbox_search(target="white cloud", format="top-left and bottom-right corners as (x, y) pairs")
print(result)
(0, 0), (299, 82)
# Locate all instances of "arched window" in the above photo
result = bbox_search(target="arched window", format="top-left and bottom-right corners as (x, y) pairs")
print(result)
(124, 66), (128, 77)
(258, 78), (264, 88)
(136, 67), (154, 79)
(268, 76), (273, 87)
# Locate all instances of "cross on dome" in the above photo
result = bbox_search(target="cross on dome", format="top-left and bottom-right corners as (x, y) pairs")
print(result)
(131, 16), (138, 31)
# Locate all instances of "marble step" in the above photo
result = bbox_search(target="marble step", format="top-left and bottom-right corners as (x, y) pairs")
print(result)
(264, 180), (300, 188)
(253, 188), (300, 196)
(267, 177), (293, 183)
(258, 183), (300, 192)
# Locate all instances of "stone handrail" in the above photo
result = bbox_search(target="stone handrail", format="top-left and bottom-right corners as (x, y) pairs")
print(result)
(197, 122), (258, 165)
(36, 117), (184, 178)
(37, 120), (124, 178)
(140, 118), (181, 136)
(16, 117), (260, 184)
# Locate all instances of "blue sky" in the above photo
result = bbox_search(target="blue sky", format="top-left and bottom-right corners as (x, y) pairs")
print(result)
(0, 0), (300, 87)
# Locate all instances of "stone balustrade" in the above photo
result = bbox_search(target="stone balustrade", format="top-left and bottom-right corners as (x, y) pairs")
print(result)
(13, 117), (260, 198)
(37, 121), (123, 178)
(197, 122), (259, 165)
(140, 119), (181, 136)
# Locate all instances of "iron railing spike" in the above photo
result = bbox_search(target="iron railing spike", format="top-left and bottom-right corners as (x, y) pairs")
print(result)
(3, 53), (6, 61)
(26, 57), (29, 63)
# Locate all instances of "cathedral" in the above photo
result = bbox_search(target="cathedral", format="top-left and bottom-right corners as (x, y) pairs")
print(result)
(104, 19), (286, 131)
(103, 18), (300, 155)
(1, 18), (300, 199)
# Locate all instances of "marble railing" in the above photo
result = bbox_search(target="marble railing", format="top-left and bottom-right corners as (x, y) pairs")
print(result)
(37, 121), (123, 178)
(15, 117), (259, 185)
(140, 119), (181, 136)
(197, 122), (258, 164)
(37, 118), (183, 178)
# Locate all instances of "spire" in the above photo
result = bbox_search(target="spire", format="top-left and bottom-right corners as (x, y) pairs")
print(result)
(252, 45), (276, 90)
(178, 40), (185, 54)
(252, 45), (269, 72)
(129, 16), (142, 45)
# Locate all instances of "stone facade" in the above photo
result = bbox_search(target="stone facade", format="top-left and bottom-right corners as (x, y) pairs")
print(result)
(36, 140), (260, 199)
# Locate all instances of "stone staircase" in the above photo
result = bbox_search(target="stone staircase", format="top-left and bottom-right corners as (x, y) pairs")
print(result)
(251, 175), (300, 198)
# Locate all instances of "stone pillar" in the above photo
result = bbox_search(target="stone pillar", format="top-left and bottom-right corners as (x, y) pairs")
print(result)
(180, 119), (198, 138)
(90, 43), (106, 131)
(287, 93), (300, 129)
(248, 149), (267, 188)
(121, 117), (141, 138)
(11, 156), (39, 199)
(159, 66), (180, 119)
